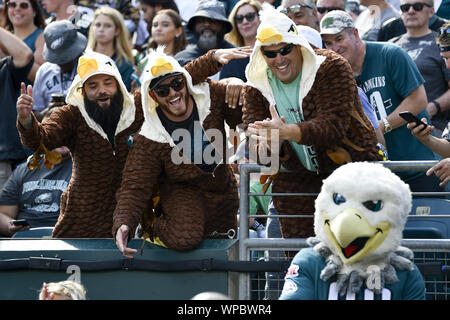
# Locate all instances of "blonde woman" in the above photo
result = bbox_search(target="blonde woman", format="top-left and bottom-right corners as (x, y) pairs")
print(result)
(39, 281), (86, 300)
(226, 0), (262, 48)
(87, 6), (135, 91)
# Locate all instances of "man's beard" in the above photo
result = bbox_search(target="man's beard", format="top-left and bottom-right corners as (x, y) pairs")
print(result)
(84, 91), (124, 143)
(196, 29), (225, 53)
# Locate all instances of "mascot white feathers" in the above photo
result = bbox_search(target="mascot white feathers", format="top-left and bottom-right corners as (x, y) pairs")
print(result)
(280, 162), (426, 300)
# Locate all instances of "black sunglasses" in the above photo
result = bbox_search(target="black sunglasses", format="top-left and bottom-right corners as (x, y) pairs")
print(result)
(235, 12), (257, 24)
(152, 77), (185, 97)
(317, 6), (343, 14)
(280, 3), (312, 15)
(7, 1), (29, 9)
(399, 2), (431, 12)
(262, 43), (295, 59)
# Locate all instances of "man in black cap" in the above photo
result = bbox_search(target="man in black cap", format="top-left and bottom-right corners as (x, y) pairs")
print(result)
(32, 20), (87, 118)
(174, 0), (235, 73)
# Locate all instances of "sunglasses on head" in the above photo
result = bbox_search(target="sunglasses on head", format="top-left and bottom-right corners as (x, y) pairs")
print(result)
(317, 6), (343, 13)
(7, 1), (29, 9)
(399, 2), (431, 12)
(152, 77), (185, 97)
(235, 12), (257, 24)
(262, 43), (295, 59)
(280, 3), (312, 15)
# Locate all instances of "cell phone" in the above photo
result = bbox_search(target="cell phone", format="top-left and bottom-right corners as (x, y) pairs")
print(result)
(12, 219), (30, 227)
(399, 111), (428, 128)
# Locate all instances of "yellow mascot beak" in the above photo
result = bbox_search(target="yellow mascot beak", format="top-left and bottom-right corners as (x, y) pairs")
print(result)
(257, 27), (283, 44)
(323, 208), (391, 265)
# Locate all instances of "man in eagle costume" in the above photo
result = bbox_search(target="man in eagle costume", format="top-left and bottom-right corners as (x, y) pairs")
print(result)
(279, 162), (426, 300)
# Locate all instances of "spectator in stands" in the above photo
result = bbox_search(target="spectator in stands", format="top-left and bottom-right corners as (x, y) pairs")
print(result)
(138, 0), (180, 43)
(227, 0), (262, 48)
(0, 107), (72, 237)
(220, 0), (262, 81)
(321, 10), (442, 192)
(390, 0), (450, 137)
(278, 0), (320, 31)
(113, 47), (250, 255)
(39, 281), (86, 300)
(316, 0), (346, 21)
(76, 0), (140, 36)
(1, 0), (46, 82)
(0, 26), (33, 190)
(32, 21), (87, 114)
(174, 0), (235, 72)
(41, 0), (93, 37)
(346, 0), (364, 20)
(406, 23), (450, 186)
(377, 10), (446, 41)
(16, 50), (144, 238)
(136, 9), (187, 80)
(87, 6), (136, 91)
(243, 4), (379, 240)
(354, 0), (400, 40)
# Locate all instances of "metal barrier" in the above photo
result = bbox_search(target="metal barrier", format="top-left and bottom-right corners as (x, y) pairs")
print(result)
(238, 161), (450, 300)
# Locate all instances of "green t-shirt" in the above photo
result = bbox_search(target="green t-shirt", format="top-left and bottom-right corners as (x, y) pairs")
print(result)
(249, 182), (272, 216)
(267, 69), (319, 172)
(357, 42), (436, 180)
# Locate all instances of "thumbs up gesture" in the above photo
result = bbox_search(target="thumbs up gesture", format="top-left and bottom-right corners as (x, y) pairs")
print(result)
(17, 82), (34, 126)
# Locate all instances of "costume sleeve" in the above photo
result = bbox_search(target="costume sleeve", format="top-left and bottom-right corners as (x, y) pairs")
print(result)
(112, 134), (163, 239)
(17, 104), (77, 152)
(242, 86), (289, 164)
(184, 50), (222, 86)
(208, 79), (243, 130)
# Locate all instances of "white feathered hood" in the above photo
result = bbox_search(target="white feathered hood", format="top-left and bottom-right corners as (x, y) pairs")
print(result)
(139, 47), (212, 147)
(65, 50), (135, 140)
(245, 3), (326, 106)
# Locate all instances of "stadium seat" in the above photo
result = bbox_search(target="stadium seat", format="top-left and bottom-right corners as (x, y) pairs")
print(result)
(403, 198), (450, 239)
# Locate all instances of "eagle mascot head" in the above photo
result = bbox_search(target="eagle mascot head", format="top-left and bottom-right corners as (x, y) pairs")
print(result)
(308, 162), (415, 295)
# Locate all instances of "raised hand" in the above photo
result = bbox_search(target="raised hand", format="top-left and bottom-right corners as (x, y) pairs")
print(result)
(213, 46), (253, 65)
(16, 82), (34, 126)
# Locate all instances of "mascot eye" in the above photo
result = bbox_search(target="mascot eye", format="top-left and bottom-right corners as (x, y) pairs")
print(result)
(333, 193), (346, 205)
(363, 200), (383, 212)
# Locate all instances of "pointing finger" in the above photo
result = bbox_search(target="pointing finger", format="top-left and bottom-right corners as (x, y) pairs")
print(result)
(27, 84), (33, 97)
(21, 82), (26, 95)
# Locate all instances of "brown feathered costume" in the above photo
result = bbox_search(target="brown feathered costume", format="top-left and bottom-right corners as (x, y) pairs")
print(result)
(17, 52), (144, 238)
(112, 49), (240, 251)
(242, 4), (381, 239)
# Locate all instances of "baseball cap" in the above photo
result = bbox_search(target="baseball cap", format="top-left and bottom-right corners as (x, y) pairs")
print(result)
(320, 10), (355, 35)
(149, 72), (184, 90)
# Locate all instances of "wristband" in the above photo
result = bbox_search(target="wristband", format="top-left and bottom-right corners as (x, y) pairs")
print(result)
(382, 118), (392, 133)
(432, 100), (441, 115)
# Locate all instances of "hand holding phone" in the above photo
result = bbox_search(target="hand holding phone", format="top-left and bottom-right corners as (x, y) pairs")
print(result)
(399, 111), (428, 129)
